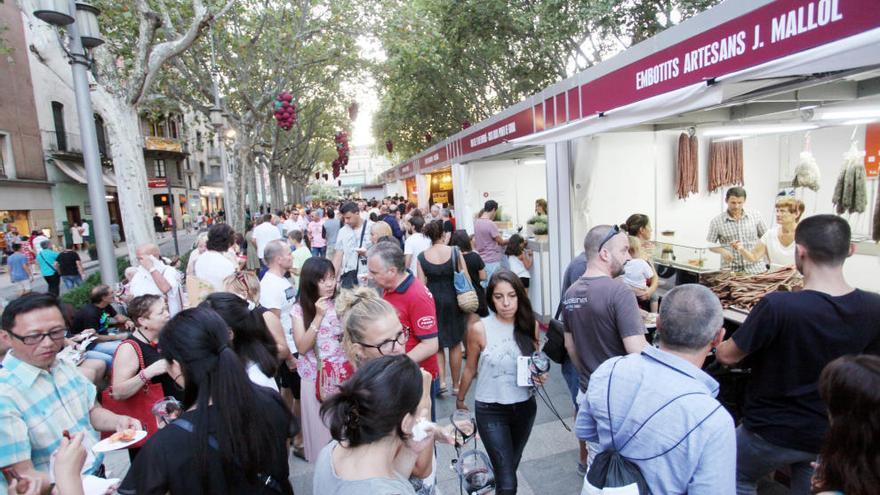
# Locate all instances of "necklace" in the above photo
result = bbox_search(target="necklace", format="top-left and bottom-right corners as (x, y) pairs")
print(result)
(135, 328), (158, 348)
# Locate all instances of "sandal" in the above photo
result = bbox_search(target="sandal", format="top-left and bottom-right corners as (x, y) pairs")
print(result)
(293, 446), (306, 460)
(437, 385), (448, 395)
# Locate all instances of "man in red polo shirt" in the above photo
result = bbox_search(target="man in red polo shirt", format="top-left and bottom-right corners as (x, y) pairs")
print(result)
(367, 241), (441, 419)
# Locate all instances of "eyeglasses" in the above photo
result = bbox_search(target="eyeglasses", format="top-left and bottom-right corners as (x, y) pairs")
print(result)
(597, 225), (621, 252)
(5, 328), (67, 345)
(355, 327), (411, 356)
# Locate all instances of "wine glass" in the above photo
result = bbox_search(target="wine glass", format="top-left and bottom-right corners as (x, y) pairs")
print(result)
(452, 409), (475, 444)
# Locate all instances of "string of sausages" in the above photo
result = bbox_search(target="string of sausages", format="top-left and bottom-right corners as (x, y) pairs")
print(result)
(703, 266), (803, 311)
(708, 140), (744, 193)
(675, 133), (699, 199)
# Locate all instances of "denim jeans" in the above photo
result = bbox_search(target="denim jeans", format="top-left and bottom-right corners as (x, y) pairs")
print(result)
(310, 247), (326, 258)
(62, 275), (83, 290)
(475, 397), (537, 495)
(86, 340), (123, 368)
(483, 261), (501, 288)
(735, 425), (816, 495)
(560, 356), (579, 407)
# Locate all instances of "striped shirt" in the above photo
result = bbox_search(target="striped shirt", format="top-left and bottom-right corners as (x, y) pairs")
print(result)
(707, 210), (767, 274)
(0, 353), (102, 484)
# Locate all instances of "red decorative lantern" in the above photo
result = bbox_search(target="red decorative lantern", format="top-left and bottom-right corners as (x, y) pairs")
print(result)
(323, 173), (329, 180)
(338, 179), (342, 186)
(385, 140), (393, 153)
(424, 132), (432, 143)
(461, 120), (471, 129)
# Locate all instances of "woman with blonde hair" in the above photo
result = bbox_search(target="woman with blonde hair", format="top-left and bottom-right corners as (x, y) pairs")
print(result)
(336, 287), (446, 494)
(733, 197), (805, 269)
(370, 221), (394, 245)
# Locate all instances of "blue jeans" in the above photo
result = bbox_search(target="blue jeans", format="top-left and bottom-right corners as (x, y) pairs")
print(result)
(475, 397), (537, 495)
(561, 357), (579, 407)
(311, 247), (326, 258)
(430, 378), (439, 422)
(483, 261), (501, 288)
(735, 425), (815, 495)
(86, 340), (123, 367)
(62, 275), (83, 289)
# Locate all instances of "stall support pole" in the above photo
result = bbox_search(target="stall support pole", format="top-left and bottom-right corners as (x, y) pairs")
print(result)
(451, 163), (475, 234)
(416, 174), (430, 210)
(545, 141), (574, 307)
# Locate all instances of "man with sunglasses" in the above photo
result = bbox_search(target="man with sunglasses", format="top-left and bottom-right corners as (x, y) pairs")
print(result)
(367, 242), (441, 419)
(562, 224), (648, 474)
(0, 293), (141, 493)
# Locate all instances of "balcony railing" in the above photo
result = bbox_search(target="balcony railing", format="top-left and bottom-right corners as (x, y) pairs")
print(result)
(42, 130), (111, 159)
(143, 135), (184, 153)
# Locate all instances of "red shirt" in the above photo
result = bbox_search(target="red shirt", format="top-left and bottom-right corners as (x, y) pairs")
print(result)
(384, 272), (440, 379)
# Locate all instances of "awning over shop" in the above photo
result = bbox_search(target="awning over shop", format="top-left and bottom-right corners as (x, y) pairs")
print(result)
(52, 159), (117, 189)
(512, 27), (880, 146)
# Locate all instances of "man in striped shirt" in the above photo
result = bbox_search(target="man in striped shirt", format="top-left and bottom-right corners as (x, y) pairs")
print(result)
(707, 187), (767, 274)
(0, 293), (140, 493)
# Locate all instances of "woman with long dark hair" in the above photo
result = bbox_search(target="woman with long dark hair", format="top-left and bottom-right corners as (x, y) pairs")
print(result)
(119, 307), (293, 495)
(200, 292), (279, 391)
(314, 355), (432, 494)
(812, 355), (880, 495)
(291, 257), (349, 462)
(456, 270), (545, 495)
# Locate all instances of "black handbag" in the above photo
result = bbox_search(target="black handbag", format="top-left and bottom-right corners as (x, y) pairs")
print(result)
(543, 303), (567, 364)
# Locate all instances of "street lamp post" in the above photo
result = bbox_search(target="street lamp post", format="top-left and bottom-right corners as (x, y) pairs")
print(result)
(34, 1), (117, 285)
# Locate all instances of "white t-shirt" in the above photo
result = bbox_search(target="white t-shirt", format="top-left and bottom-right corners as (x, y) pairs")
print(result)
(247, 361), (279, 392)
(33, 235), (49, 253)
(335, 220), (372, 275)
(281, 218), (297, 236)
(508, 254), (530, 279)
(193, 250), (236, 291)
(81, 222), (90, 238)
(762, 227), (795, 268)
(130, 263), (182, 316)
(253, 222), (282, 260)
(622, 258), (655, 289)
(404, 233), (432, 273)
(259, 271), (297, 352)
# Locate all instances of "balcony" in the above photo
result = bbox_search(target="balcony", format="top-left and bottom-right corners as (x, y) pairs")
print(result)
(199, 171), (224, 187)
(42, 130), (111, 162)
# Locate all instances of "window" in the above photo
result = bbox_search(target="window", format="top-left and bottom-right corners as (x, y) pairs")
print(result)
(199, 161), (205, 176)
(196, 131), (203, 151)
(52, 102), (66, 151)
(170, 118), (179, 139)
(188, 175), (194, 189)
(94, 114), (107, 157)
(155, 159), (166, 177)
(175, 160), (182, 181)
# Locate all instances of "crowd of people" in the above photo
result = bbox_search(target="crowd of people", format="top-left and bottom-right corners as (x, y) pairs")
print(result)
(1, 194), (878, 495)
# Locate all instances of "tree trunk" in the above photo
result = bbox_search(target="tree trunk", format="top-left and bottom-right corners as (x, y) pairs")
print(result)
(94, 94), (156, 262)
(270, 166), (284, 209)
(291, 182), (305, 205)
(246, 161), (258, 217)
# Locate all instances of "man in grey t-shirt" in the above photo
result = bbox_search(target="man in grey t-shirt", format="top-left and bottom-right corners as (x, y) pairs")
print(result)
(562, 225), (648, 393)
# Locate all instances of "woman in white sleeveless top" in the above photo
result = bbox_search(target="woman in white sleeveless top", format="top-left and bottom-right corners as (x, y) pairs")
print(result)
(456, 270), (546, 495)
(733, 198), (804, 269)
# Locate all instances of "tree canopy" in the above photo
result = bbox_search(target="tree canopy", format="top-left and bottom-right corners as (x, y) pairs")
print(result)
(372, 0), (718, 159)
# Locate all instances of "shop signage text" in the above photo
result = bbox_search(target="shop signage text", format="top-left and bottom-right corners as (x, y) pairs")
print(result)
(148, 178), (168, 189)
(461, 108), (534, 154)
(418, 147), (449, 171)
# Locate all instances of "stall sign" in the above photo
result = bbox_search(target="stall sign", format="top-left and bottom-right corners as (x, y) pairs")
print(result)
(432, 192), (449, 204)
(461, 107), (535, 154)
(418, 147), (449, 171)
(580, 0), (874, 116)
(865, 123), (880, 177)
(399, 161), (415, 177)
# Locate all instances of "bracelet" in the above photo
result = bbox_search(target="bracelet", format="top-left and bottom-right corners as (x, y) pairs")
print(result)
(138, 370), (150, 386)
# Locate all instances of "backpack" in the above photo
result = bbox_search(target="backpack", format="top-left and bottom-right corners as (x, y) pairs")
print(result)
(583, 356), (722, 495)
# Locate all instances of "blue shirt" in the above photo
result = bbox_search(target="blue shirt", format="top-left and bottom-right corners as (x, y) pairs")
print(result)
(36, 249), (59, 276)
(7, 252), (29, 282)
(576, 346), (735, 495)
(0, 353), (102, 495)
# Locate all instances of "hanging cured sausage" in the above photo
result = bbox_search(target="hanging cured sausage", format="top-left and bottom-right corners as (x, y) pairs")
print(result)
(708, 139), (744, 193)
(675, 132), (699, 199)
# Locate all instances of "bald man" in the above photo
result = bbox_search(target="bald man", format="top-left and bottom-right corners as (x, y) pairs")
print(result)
(130, 243), (182, 316)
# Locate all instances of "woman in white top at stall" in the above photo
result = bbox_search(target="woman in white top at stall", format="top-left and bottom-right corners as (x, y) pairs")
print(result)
(733, 197), (804, 269)
(504, 234), (532, 288)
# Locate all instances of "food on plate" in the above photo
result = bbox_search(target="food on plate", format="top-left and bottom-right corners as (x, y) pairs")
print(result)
(109, 429), (137, 443)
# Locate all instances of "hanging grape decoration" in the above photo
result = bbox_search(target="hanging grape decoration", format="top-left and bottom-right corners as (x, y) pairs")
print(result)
(461, 120), (471, 130)
(273, 92), (297, 131)
(385, 140), (393, 154)
(332, 131), (349, 180)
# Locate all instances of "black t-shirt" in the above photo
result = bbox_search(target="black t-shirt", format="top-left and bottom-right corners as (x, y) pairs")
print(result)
(463, 251), (488, 317)
(56, 251), (81, 276)
(733, 289), (880, 453)
(118, 387), (293, 495)
(70, 303), (117, 336)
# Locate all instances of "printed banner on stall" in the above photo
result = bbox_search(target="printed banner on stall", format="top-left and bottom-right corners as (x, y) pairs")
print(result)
(580, 0), (876, 116)
(865, 123), (880, 177)
(460, 108), (535, 154)
(418, 146), (449, 172)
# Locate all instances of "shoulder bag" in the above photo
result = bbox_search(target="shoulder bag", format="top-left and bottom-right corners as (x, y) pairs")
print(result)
(339, 221), (368, 289)
(452, 247), (479, 313)
(101, 340), (165, 448)
(543, 303), (568, 364)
